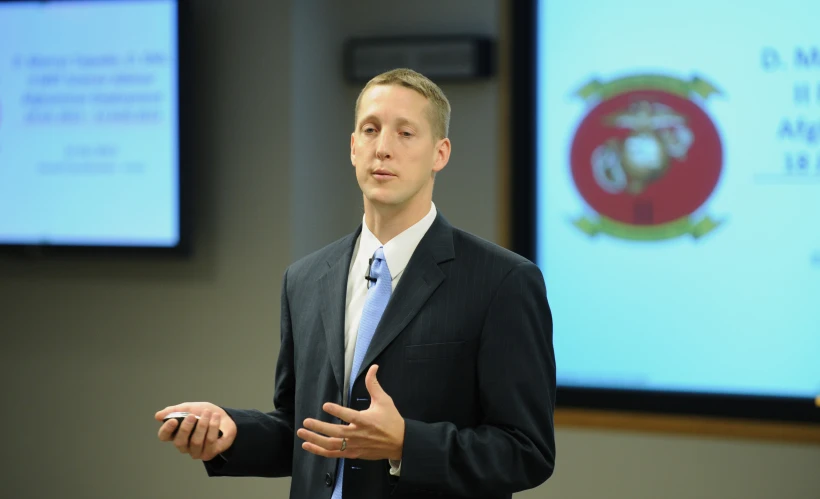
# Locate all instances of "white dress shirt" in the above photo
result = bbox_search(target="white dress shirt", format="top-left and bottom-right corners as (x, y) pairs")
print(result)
(343, 202), (438, 476)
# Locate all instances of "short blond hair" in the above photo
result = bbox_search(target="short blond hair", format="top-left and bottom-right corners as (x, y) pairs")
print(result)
(354, 68), (451, 140)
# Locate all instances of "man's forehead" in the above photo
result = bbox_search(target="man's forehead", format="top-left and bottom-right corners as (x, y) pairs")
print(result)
(357, 85), (429, 122)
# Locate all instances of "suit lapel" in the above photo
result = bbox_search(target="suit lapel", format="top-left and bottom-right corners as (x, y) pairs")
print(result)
(319, 228), (361, 395)
(355, 213), (456, 384)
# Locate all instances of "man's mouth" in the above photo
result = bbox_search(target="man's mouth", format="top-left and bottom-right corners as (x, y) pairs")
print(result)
(373, 169), (396, 178)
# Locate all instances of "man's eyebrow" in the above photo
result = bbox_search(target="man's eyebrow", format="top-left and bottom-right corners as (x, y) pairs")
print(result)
(357, 115), (418, 127)
(395, 117), (417, 127)
(357, 114), (380, 126)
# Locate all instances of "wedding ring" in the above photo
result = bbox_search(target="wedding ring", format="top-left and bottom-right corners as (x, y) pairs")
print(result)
(340, 438), (347, 452)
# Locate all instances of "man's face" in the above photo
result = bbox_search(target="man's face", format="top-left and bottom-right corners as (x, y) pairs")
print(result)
(351, 84), (450, 211)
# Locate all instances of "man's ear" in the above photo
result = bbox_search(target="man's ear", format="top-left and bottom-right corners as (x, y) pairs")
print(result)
(350, 132), (356, 166)
(433, 137), (451, 174)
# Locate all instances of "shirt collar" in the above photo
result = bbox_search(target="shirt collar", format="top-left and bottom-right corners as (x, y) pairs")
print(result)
(359, 202), (438, 280)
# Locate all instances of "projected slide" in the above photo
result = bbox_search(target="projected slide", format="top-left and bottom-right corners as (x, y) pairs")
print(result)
(536, 0), (820, 398)
(0, 1), (179, 246)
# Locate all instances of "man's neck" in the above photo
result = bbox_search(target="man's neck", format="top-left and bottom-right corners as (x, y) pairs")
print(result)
(364, 197), (431, 244)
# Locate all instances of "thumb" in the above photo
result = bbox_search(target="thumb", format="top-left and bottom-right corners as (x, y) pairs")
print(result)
(365, 365), (387, 402)
(154, 403), (191, 421)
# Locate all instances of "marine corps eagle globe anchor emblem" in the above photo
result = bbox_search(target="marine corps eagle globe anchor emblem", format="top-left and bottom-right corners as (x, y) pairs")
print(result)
(570, 74), (724, 241)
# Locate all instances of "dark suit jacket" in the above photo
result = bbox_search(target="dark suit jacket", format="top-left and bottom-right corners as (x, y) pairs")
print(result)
(205, 213), (556, 498)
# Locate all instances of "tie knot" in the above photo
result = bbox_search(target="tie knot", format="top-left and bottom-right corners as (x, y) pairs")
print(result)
(370, 247), (390, 281)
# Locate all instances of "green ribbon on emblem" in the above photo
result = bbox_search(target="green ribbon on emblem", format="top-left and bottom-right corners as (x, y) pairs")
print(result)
(573, 215), (722, 241)
(575, 74), (721, 101)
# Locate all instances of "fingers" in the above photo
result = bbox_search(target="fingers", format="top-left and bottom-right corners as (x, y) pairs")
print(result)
(296, 418), (351, 459)
(200, 412), (222, 461)
(302, 441), (345, 459)
(157, 418), (179, 441)
(296, 427), (345, 456)
(188, 410), (213, 459)
(155, 403), (190, 421)
(364, 365), (384, 400)
(158, 407), (227, 461)
(302, 418), (349, 438)
(192, 410), (222, 461)
(323, 403), (361, 425)
(172, 413), (199, 454)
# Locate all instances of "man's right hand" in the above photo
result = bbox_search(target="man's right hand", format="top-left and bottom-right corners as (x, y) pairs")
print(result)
(155, 402), (237, 462)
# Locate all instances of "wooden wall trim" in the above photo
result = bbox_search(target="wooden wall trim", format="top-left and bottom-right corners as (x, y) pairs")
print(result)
(556, 408), (820, 446)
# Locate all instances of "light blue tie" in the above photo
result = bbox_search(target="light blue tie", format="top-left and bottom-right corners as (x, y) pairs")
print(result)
(331, 246), (392, 499)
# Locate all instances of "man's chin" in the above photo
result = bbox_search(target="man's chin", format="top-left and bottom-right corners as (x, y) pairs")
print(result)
(364, 192), (403, 209)
(366, 198), (398, 208)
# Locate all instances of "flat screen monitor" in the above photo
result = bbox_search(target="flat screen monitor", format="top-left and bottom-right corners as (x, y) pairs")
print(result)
(0, 0), (187, 251)
(511, 0), (820, 423)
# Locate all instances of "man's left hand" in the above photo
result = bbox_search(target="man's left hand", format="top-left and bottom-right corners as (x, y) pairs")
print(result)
(297, 365), (404, 461)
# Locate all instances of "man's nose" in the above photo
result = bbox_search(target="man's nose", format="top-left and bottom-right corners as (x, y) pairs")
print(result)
(376, 131), (393, 160)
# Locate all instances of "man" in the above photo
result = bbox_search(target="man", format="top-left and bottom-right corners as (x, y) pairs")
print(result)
(156, 68), (556, 498)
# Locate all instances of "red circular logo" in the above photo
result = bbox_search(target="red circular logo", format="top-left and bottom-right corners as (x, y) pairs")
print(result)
(571, 85), (723, 229)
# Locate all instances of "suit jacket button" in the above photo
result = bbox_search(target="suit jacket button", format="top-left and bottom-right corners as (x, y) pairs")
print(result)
(325, 472), (333, 487)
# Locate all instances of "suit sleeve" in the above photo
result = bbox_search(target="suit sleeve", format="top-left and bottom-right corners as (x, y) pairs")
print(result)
(396, 261), (556, 497)
(204, 268), (296, 478)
